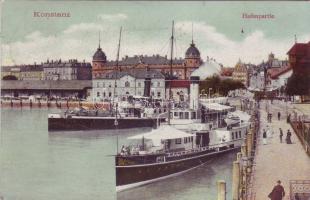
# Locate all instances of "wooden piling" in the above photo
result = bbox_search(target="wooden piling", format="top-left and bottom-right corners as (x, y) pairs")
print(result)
(241, 143), (247, 158)
(246, 132), (253, 157)
(232, 161), (240, 200)
(217, 180), (226, 200)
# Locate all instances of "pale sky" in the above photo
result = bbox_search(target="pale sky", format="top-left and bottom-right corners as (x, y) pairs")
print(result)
(1, 1), (310, 66)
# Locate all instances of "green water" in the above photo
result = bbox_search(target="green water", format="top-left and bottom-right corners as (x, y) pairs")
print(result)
(0, 108), (234, 200)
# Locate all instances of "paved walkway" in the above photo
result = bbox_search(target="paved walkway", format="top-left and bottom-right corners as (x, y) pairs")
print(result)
(251, 100), (310, 200)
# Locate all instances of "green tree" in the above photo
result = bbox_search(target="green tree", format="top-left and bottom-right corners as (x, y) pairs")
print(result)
(200, 75), (245, 96)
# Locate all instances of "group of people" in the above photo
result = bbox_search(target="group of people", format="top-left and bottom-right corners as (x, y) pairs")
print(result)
(279, 128), (292, 144)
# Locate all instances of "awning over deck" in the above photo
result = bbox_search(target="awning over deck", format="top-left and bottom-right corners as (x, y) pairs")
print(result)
(128, 125), (193, 140)
(200, 102), (233, 111)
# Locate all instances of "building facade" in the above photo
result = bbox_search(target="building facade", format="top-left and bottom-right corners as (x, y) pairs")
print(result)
(92, 69), (165, 102)
(92, 41), (202, 80)
(43, 59), (92, 80)
(287, 41), (310, 75)
(232, 59), (248, 86)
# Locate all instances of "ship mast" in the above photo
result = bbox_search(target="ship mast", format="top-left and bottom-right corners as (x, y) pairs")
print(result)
(114, 27), (122, 127)
(168, 21), (174, 125)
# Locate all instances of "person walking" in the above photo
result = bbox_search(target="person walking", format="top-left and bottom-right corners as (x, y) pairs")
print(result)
(279, 128), (283, 143)
(286, 129), (292, 144)
(278, 112), (281, 121)
(263, 129), (267, 145)
(268, 180), (285, 200)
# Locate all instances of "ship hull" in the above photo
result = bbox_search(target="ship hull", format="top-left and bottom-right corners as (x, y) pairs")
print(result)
(48, 117), (165, 131)
(116, 146), (239, 192)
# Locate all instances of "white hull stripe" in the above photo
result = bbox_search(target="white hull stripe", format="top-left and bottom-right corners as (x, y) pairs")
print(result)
(116, 146), (240, 168)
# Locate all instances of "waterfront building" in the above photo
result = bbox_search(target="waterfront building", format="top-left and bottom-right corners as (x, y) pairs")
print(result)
(166, 80), (190, 102)
(287, 41), (310, 75)
(1, 80), (92, 99)
(248, 70), (265, 91)
(232, 59), (248, 86)
(43, 59), (92, 80)
(92, 41), (202, 80)
(92, 68), (165, 102)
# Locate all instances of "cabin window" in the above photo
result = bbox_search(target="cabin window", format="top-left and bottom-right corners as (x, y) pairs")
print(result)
(175, 138), (182, 144)
(231, 132), (234, 140)
(179, 112), (184, 119)
(185, 112), (189, 119)
(191, 112), (196, 119)
(239, 131), (241, 138)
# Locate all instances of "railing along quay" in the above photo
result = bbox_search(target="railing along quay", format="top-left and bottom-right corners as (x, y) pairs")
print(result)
(216, 98), (260, 200)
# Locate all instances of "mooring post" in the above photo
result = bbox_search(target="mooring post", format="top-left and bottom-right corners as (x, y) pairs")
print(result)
(232, 161), (240, 200)
(217, 180), (226, 200)
(247, 132), (252, 157)
(241, 143), (247, 158)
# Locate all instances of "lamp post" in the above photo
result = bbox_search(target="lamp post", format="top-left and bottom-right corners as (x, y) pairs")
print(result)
(209, 88), (212, 103)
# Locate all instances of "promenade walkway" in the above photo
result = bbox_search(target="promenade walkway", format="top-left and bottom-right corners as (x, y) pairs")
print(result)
(251, 100), (310, 199)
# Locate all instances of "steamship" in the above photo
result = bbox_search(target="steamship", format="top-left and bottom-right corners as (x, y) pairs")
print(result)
(115, 75), (251, 192)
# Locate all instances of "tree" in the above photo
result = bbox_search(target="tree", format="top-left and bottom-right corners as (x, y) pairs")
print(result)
(200, 75), (245, 96)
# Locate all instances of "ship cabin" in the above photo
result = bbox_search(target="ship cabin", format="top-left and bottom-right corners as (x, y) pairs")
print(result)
(200, 102), (235, 128)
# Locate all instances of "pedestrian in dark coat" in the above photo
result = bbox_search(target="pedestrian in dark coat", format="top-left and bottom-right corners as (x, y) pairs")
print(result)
(263, 129), (267, 145)
(279, 128), (283, 143)
(268, 180), (285, 200)
(286, 130), (292, 144)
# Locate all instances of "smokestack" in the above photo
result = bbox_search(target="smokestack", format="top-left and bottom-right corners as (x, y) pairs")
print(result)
(143, 68), (151, 97)
(190, 76), (200, 110)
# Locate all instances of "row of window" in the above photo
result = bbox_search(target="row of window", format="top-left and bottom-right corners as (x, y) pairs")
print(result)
(231, 131), (242, 140)
(95, 81), (162, 88)
(96, 91), (162, 98)
(172, 111), (197, 119)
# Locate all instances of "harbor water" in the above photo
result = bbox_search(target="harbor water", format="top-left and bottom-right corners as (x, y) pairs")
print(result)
(0, 108), (235, 200)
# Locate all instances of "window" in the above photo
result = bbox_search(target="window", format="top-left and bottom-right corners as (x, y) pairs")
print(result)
(174, 112), (178, 117)
(185, 112), (189, 119)
(102, 82), (105, 87)
(103, 92), (106, 97)
(109, 92), (112, 97)
(175, 138), (182, 144)
(157, 92), (161, 97)
(157, 82), (160, 87)
(231, 132), (234, 140)
(239, 131), (241, 138)
(179, 112), (184, 119)
(97, 92), (100, 97)
(235, 132), (238, 139)
(125, 81), (130, 87)
(96, 82), (100, 88)
(191, 112), (196, 119)
(138, 82), (141, 87)
(184, 138), (187, 143)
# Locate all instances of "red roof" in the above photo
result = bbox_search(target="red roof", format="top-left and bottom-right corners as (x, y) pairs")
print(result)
(169, 80), (190, 88)
(287, 42), (310, 55)
(269, 66), (292, 79)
